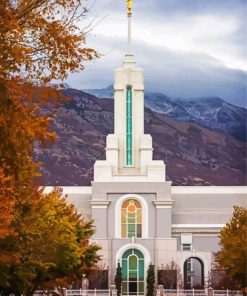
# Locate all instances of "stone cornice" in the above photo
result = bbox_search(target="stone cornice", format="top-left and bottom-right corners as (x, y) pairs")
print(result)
(171, 186), (247, 194)
(172, 224), (224, 234)
(90, 200), (111, 208)
(153, 200), (174, 208)
(172, 228), (221, 233)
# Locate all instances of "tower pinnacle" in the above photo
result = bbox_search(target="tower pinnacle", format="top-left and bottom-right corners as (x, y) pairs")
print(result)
(93, 0), (166, 181)
(126, 0), (132, 55)
(126, 0), (132, 16)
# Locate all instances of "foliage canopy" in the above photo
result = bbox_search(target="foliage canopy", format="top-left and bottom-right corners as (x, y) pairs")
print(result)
(0, 188), (100, 294)
(216, 206), (247, 290)
(0, 0), (100, 293)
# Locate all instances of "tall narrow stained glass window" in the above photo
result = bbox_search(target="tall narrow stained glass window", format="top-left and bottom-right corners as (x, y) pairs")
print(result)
(121, 199), (142, 238)
(122, 249), (145, 295)
(126, 85), (132, 166)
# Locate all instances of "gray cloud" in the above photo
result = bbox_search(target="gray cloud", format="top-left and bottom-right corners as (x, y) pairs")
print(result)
(67, 0), (246, 107)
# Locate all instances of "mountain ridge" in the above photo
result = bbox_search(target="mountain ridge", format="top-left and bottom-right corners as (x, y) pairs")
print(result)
(34, 88), (246, 186)
(81, 86), (247, 141)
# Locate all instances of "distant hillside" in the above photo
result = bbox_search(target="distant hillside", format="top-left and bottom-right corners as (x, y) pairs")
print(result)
(34, 88), (247, 186)
(82, 85), (114, 99)
(82, 86), (247, 141)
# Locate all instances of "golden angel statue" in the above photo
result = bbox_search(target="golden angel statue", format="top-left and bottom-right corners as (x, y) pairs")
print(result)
(126, 0), (132, 15)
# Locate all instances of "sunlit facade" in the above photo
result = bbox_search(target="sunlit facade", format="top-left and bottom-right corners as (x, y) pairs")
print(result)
(45, 49), (246, 292)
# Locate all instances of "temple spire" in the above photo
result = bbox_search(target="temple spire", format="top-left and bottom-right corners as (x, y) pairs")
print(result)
(126, 0), (132, 15)
(126, 0), (132, 55)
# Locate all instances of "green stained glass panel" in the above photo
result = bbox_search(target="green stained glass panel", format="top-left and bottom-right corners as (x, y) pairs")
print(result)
(128, 224), (135, 231)
(128, 217), (135, 223)
(138, 282), (144, 293)
(123, 249), (133, 258)
(133, 249), (144, 258)
(122, 260), (128, 280)
(128, 224), (135, 237)
(122, 249), (145, 295)
(129, 271), (137, 280)
(129, 255), (137, 269)
(126, 86), (132, 166)
(139, 260), (144, 280)
(128, 212), (135, 223)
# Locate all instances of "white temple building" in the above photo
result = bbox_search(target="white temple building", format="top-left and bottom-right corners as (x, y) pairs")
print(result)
(46, 2), (246, 294)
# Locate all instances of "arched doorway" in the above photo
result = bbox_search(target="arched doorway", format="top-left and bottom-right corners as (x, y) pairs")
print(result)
(122, 248), (145, 295)
(184, 257), (204, 289)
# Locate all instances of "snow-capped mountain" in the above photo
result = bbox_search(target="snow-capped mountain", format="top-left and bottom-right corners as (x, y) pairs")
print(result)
(81, 86), (246, 141)
(81, 85), (114, 99)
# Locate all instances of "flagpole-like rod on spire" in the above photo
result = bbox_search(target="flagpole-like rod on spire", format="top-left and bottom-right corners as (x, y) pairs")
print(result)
(126, 0), (132, 55)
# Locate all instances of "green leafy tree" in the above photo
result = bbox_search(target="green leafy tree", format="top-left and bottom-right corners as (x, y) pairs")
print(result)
(0, 188), (101, 295)
(146, 264), (155, 296)
(216, 206), (247, 292)
(114, 262), (123, 296)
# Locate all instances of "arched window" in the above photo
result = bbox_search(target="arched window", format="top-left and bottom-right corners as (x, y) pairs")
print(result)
(121, 199), (142, 238)
(122, 249), (144, 295)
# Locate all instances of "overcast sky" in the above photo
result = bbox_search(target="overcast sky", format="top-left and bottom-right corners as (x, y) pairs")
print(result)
(67, 0), (247, 107)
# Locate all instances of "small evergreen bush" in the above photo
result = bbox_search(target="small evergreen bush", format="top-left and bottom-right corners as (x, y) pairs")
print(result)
(115, 262), (123, 296)
(146, 264), (155, 296)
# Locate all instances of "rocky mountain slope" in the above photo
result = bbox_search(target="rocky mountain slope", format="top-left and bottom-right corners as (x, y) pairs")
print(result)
(34, 89), (246, 186)
(82, 86), (247, 142)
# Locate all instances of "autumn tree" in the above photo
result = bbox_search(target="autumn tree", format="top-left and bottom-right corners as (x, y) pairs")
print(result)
(0, 0), (100, 292)
(216, 206), (247, 292)
(0, 0), (98, 186)
(0, 188), (100, 295)
(0, 168), (15, 240)
(0, 0), (98, 82)
(0, 0), (99, 205)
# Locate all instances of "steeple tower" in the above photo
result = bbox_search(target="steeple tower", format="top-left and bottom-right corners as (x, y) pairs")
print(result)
(126, 0), (132, 55)
(93, 1), (166, 182)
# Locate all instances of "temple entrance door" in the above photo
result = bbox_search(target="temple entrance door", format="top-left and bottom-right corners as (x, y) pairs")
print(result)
(184, 257), (204, 289)
(122, 249), (145, 295)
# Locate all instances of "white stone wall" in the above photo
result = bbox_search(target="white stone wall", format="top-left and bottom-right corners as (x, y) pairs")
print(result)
(93, 54), (166, 182)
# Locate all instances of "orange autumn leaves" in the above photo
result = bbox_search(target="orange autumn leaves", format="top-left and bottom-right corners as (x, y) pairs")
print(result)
(0, 0), (98, 81)
(0, 0), (100, 292)
(0, 0), (99, 186)
(0, 168), (15, 240)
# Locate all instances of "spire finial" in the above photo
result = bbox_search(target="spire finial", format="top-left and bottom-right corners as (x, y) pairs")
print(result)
(126, 0), (132, 16)
(126, 0), (132, 54)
